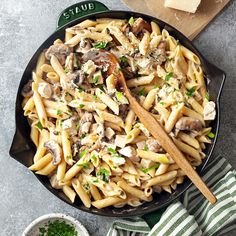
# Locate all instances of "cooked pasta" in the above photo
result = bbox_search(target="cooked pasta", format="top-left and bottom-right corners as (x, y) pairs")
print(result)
(22, 17), (216, 208)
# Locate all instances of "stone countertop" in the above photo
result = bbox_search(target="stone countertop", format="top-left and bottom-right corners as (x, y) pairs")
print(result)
(0, 0), (235, 235)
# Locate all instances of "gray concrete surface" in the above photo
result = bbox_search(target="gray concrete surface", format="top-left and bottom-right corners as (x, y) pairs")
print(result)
(0, 0), (235, 235)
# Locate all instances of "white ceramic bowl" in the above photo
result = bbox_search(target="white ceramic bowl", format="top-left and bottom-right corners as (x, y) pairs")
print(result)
(22, 213), (90, 236)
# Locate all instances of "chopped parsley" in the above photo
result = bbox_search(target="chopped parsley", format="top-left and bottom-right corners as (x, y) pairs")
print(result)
(160, 102), (166, 105)
(77, 87), (85, 93)
(107, 147), (123, 158)
(80, 133), (86, 139)
(92, 177), (99, 183)
(205, 92), (210, 101)
(39, 220), (77, 236)
(65, 92), (70, 96)
(186, 87), (195, 97)
(76, 122), (80, 130)
(66, 155), (72, 160)
(56, 109), (62, 115)
(83, 183), (90, 191)
(79, 104), (85, 108)
(141, 164), (160, 174)
(64, 68), (69, 74)
(77, 162), (89, 169)
(207, 132), (215, 139)
(75, 53), (81, 69)
(166, 57), (173, 61)
(93, 75), (100, 85)
(143, 144), (149, 151)
(119, 55), (127, 63)
(35, 121), (43, 130)
(93, 95), (98, 100)
(139, 88), (146, 96)
(79, 149), (87, 158)
(91, 154), (97, 161)
(93, 41), (107, 49)
(128, 16), (135, 25)
(96, 168), (110, 182)
(164, 72), (173, 81)
(99, 84), (105, 92)
(115, 91), (129, 104)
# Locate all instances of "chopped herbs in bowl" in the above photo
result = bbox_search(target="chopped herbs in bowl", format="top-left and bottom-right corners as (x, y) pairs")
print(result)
(22, 213), (89, 236)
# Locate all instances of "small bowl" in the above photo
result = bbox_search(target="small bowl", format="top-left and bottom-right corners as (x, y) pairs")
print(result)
(22, 213), (89, 236)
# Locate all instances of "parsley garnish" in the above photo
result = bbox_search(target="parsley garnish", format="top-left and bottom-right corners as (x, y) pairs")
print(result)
(93, 95), (98, 100)
(205, 92), (209, 101)
(56, 109), (62, 115)
(93, 75), (100, 85)
(35, 121), (43, 130)
(79, 104), (85, 108)
(93, 41), (107, 49)
(91, 154), (97, 161)
(79, 149), (87, 158)
(143, 144), (149, 151)
(207, 132), (215, 139)
(107, 147), (123, 158)
(128, 16), (135, 25)
(120, 56), (127, 63)
(139, 88), (146, 96)
(81, 133), (86, 139)
(115, 91), (129, 104)
(99, 84), (105, 92)
(65, 92), (70, 96)
(164, 72), (173, 81)
(66, 155), (72, 160)
(77, 162), (89, 169)
(96, 168), (110, 182)
(141, 164), (160, 173)
(160, 102), (166, 105)
(92, 177), (99, 183)
(186, 87), (195, 97)
(64, 68), (69, 74)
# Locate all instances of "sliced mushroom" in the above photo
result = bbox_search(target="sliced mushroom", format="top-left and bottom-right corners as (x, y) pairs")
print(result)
(50, 174), (62, 189)
(203, 101), (216, 121)
(45, 44), (72, 65)
(21, 80), (33, 98)
(44, 140), (62, 165)
(81, 122), (92, 134)
(175, 117), (203, 131)
(146, 138), (162, 153)
(132, 18), (151, 35)
(149, 40), (167, 65)
(38, 82), (52, 99)
(80, 112), (93, 123)
(77, 38), (92, 54)
(69, 70), (86, 87)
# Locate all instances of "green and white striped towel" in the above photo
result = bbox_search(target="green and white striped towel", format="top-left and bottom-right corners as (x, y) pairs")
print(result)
(107, 156), (236, 236)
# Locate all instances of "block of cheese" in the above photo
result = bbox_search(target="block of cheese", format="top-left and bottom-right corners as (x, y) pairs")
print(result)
(165, 0), (201, 13)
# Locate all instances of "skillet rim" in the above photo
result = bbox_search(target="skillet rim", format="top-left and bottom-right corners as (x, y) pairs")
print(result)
(10, 10), (226, 217)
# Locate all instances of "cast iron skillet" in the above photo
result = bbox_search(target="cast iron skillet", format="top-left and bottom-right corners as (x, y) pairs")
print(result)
(9, 1), (226, 217)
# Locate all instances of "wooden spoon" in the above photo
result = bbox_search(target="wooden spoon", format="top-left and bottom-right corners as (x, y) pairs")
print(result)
(82, 49), (217, 204)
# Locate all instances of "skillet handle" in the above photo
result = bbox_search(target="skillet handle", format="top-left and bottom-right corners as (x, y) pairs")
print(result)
(9, 128), (34, 168)
(57, 0), (109, 29)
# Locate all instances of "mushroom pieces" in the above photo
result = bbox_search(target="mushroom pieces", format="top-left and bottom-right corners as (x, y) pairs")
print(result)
(175, 117), (203, 132)
(146, 138), (162, 153)
(44, 140), (62, 165)
(21, 80), (33, 98)
(132, 18), (152, 36)
(45, 44), (72, 65)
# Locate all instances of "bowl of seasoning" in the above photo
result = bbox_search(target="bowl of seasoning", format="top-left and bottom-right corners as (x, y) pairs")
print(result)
(22, 213), (89, 236)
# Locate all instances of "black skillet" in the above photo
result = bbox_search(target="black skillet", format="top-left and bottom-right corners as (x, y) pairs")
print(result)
(9, 1), (226, 220)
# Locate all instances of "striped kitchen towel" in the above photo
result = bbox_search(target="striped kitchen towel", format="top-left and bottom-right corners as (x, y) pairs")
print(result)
(107, 156), (236, 236)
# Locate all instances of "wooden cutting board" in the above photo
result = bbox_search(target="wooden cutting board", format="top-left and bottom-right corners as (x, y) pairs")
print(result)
(122, 0), (230, 40)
